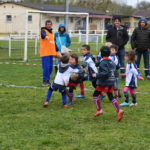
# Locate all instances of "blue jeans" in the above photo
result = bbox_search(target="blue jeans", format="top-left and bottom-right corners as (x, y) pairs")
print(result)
(136, 51), (150, 76)
(117, 49), (125, 75)
(41, 56), (53, 82)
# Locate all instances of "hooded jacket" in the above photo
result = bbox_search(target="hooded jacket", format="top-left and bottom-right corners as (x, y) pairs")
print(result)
(55, 24), (71, 52)
(131, 19), (150, 51)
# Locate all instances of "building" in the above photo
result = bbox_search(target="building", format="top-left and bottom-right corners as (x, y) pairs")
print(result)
(0, 2), (111, 35)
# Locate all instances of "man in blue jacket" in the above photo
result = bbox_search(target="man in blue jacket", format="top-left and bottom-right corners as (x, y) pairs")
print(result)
(55, 24), (71, 72)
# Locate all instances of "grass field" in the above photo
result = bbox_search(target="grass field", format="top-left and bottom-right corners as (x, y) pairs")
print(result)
(0, 40), (150, 150)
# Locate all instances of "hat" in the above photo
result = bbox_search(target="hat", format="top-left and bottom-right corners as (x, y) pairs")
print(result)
(139, 17), (147, 23)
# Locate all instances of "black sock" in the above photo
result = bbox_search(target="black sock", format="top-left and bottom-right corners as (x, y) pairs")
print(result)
(124, 92), (129, 103)
(131, 94), (136, 104)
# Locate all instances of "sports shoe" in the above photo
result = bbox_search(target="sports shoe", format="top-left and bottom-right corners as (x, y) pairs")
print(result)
(42, 80), (50, 87)
(63, 104), (69, 108)
(68, 102), (73, 106)
(43, 101), (49, 107)
(146, 75), (150, 80)
(129, 103), (138, 107)
(120, 102), (129, 106)
(117, 109), (124, 121)
(93, 110), (103, 117)
(75, 94), (85, 98)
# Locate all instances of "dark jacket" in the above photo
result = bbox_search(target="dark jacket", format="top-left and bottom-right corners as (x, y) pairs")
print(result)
(96, 58), (116, 86)
(131, 26), (150, 51)
(106, 26), (129, 50)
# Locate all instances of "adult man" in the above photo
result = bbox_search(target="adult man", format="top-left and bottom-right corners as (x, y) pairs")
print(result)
(106, 17), (129, 79)
(131, 18), (150, 80)
(40, 20), (59, 86)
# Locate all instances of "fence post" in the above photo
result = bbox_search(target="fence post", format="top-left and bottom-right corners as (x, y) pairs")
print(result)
(9, 35), (11, 57)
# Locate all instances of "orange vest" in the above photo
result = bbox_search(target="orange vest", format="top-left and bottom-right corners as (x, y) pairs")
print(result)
(40, 29), (56, 57)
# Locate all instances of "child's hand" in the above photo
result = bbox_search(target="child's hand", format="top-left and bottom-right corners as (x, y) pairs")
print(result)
(45, 36), (50, 40)
(138, 76), (144, 81)
(92, 73), (96, 78)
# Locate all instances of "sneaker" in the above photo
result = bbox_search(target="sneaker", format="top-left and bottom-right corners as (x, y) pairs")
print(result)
(63, 104), (69, 108)
(75, 94), (85, 98)
(93, 110), (103, 117)
(129, 103), (138, 107)
(68, 102), (73, 106)
(120, 102), (129, 106)
(146, 75), (150, 80)
(117, 109), (124, 121)
(42, 80), (50, 87)
(43, 101), (49, 107)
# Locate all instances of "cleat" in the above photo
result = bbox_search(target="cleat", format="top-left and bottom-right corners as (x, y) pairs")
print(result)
(43, 101), (49, 107)
(93, 110), (103, 117)
(120, 102), (129, 106)
(117, 109), (124, 121)
(75, 94), (85, 98)
(129, 103), (138, 107)
(63, 104), (69, 108)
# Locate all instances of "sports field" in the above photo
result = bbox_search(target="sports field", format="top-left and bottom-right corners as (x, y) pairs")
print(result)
(0, 41), (150, 150)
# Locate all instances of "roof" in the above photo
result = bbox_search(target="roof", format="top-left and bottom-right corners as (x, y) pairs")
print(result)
(0, 2), (106, 15)
(133, 10), (150, 19)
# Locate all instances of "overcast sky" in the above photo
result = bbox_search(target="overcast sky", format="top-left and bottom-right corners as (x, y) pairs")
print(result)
(127, 0), (150, 7)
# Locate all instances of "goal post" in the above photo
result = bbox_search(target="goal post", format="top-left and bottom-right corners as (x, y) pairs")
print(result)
(24, 10), (89, 61)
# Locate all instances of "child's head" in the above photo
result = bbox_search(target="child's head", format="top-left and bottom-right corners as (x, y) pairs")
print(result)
(69, 54), (78, 65)
(110, 44), (118, 55)
(105, 42), (112, 47)
(81, 44), (90, 55)
(60, 54), (70, 64)
(125, 51), (136, 62)
(100, 46), (111, 58)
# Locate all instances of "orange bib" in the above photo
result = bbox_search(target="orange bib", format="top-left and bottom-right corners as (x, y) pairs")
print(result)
(40, 29), (56, 57)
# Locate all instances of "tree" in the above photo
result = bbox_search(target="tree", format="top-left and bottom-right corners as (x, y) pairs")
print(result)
(136, 1), (150, 10)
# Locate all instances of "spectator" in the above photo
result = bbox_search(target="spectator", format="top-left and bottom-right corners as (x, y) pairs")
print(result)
(55, 24), (71, 72)
(106, 17), (129, 79)
(131, 17), (150, 80)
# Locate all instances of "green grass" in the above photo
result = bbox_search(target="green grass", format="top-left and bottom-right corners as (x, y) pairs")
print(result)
(0, 41), (150, 150)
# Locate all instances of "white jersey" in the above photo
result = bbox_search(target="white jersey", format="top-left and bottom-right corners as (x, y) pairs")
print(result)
(83, 54), (98, 74)
(54, 64), (75, 86)
(109, 55), (119, 66)
(125, 63), (139, 88)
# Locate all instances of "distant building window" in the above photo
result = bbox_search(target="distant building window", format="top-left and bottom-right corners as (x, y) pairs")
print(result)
(70, 17), (74, 23)
(6, 15), (12, 22)
(89, 18), (93, 23)
(28, 15), (32, 22)
(56, 17), (59, 23)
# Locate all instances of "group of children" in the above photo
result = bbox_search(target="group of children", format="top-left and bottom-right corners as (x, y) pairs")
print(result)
(43, 43), (144, 121)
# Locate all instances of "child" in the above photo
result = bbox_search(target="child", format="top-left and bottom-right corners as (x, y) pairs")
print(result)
(68, 54), (86, 105)
(92, 46), (124, 121)
(120, 51), (144, 107)
(81, 44), (98, 88)
(109, 44), (121, 99)
(43, 54), (75, 108)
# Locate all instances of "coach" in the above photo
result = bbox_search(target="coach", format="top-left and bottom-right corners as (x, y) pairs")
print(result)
(106, 17), (129, 79)
(131, 18), (150, 80)
(40, 20), (59, 86)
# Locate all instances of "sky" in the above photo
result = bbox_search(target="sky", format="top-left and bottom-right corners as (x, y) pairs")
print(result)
(127, 0), (150, 7)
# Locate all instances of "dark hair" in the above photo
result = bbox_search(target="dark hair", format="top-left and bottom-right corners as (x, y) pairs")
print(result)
(101, 46), (110, 58)
(70, 54), (78, 64)
(113, 16), (121, 22)
(110, 44), (119, 52)
(60, 54), (70, 64)
(125, 51), (136, 62)
(45, 20), (52, 25)
(82, 44), (90, 51)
